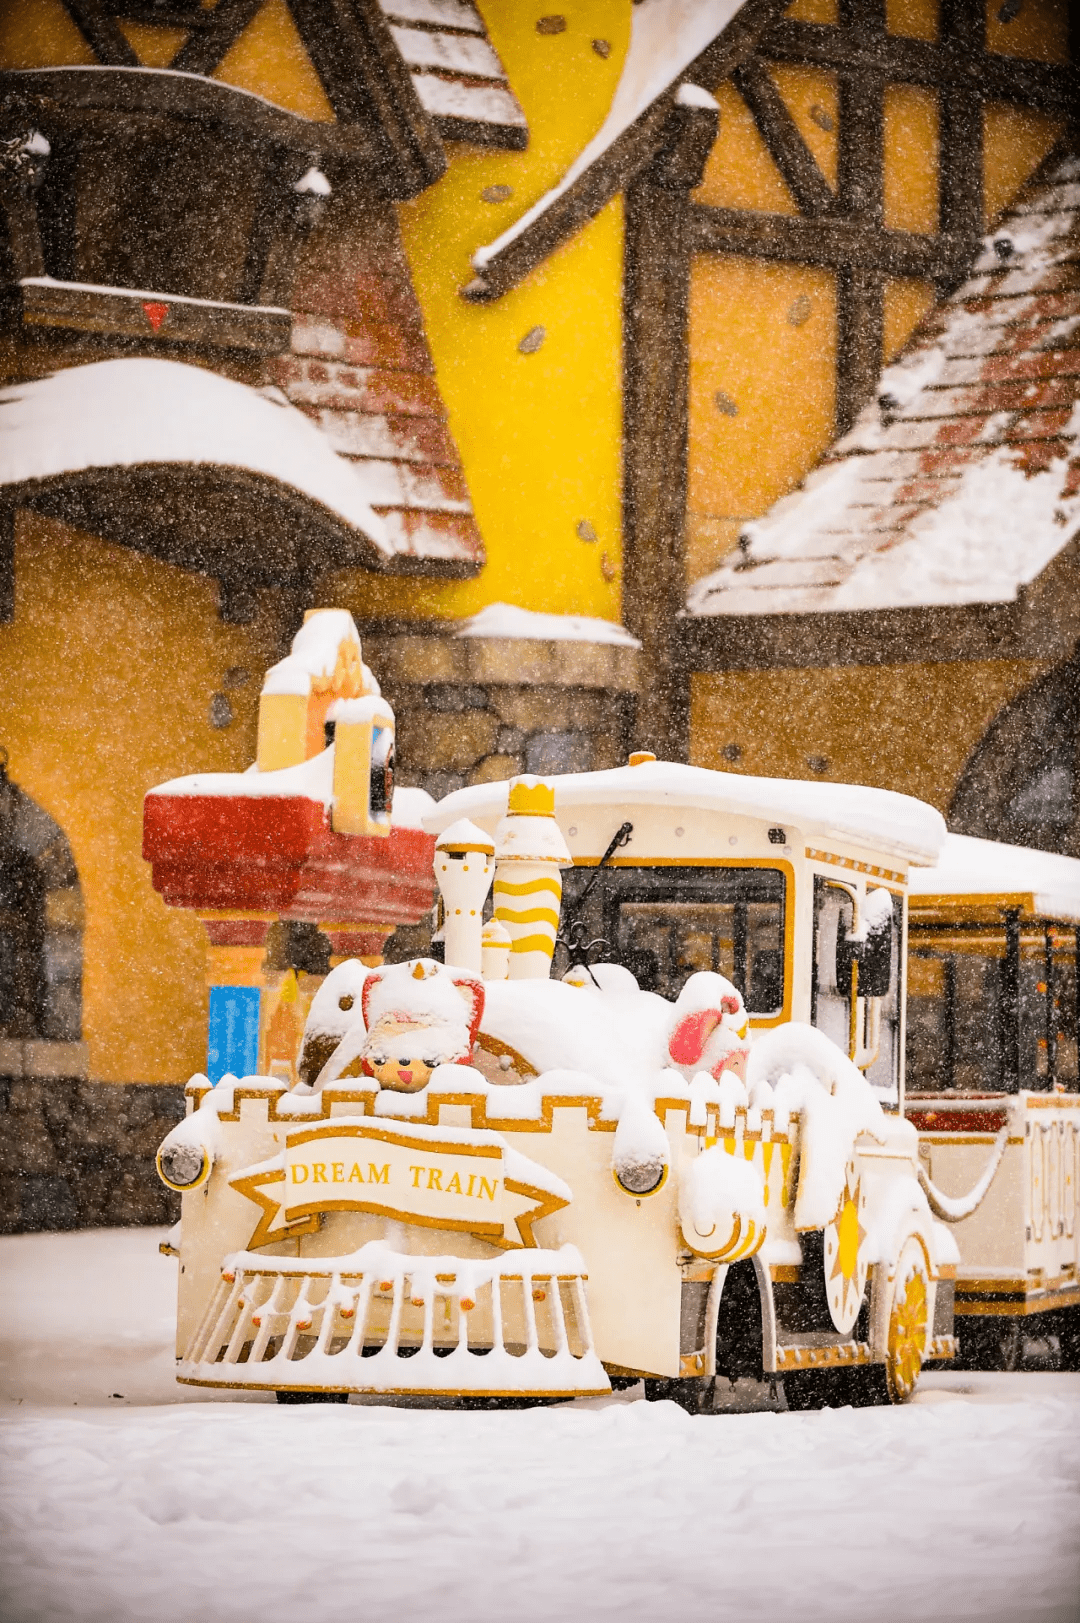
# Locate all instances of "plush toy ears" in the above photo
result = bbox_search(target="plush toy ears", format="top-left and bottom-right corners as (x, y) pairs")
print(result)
(360, 968), (383, 1032)
(451, 975), (486, 1044)
(360, 961), (486, 1046)
(668, 1008), (721, 1067)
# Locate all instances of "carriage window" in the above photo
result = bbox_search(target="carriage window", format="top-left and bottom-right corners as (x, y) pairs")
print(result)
(559, 865), (785, 1013)
(906, 925), (1078, 1094)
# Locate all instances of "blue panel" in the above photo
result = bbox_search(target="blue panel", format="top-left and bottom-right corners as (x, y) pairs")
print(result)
(207, 984), (261, 1084)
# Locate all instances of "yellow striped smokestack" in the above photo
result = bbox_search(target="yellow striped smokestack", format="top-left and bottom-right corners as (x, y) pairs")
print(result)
(492, 777), (571, 980)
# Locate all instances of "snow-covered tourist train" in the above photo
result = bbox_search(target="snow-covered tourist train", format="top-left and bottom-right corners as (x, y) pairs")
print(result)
(149, 610), (1078, 1407)
(905, 837), (1080, 1371)
(151, 613), (965, 1409)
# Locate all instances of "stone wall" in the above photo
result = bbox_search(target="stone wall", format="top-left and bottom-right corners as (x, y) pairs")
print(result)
(364, 630), (641, 802)
(0, 1047), (182, 1234)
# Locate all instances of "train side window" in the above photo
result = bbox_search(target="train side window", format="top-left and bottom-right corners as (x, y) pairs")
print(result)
(862, 892), (902, 1099)
(812, 879), (854, 1055)
(906, 924), (1080, 1095)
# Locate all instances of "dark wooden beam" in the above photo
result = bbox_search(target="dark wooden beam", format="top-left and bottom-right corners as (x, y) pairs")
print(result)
(732, 58), (834, 216)
(286, 0), (446, 199)
(0, 504), (13, 624)
(622, 98), (719, 763)
(623, 175), (692, 761)
(761, 19), (1074, 111)
(837, 69), (883, 226)
(836, 263), (884, 433)
(0, 68), (373, 162)
(833, 6), (886, 436)
(688, 204), (970, 279)
(938, 86), (983, 241)
(61, 0), (140, 67)
(0, 177), (45, 279)
(681, 599), (1050, 674)
(681, 535), (1080, 674)
(169, 0), (265, 77)
(16, 279), (291, 353)
(938, 0), (985, 241)
(462, 0), (789, 302)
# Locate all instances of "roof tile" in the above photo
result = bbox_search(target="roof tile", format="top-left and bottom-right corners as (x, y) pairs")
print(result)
(688, 153), (1080, 620)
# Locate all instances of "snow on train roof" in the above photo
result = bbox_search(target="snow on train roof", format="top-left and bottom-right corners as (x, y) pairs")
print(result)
(909, 833), (1080, 922)
(424, 762), (946, 866)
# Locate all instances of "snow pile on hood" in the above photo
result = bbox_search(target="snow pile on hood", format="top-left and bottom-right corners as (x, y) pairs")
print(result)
(746, 1024), (892, 1230)
(679, 1144), (767, 1260)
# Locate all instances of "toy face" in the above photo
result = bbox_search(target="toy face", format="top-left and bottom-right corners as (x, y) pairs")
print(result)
(363, 1021), (445, 1092)
(368, 1050), (436, 1092)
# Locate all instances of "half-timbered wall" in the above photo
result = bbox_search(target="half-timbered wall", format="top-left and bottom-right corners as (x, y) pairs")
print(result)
(683, 0), (1073, 591)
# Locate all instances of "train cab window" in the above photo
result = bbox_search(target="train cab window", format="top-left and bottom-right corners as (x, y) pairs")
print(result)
(812, 881), (854, 1054)
(812, 879), (902, 1098)
(559, 865), (786, 1013)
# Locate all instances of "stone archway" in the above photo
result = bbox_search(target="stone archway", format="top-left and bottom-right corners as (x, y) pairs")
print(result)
(950, 657), (1080, 857)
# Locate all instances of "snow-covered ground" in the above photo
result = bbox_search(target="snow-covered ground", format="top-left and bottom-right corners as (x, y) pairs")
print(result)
(2, 1229), (1078, 1623)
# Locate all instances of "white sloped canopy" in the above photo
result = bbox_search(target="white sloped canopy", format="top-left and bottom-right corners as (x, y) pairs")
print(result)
(909, 833), (1080, 922)
(0, 357), (396, 582)
(471, 0), (745, 280)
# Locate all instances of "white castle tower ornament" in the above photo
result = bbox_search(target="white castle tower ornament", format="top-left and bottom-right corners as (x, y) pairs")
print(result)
(434, 819), (496, 975)
(492, 777), (571, 980)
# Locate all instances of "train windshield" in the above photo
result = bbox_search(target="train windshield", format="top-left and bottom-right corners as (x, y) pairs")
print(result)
(558, 864), (786, 1014)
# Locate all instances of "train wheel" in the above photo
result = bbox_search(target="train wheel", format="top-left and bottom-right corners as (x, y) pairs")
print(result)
(276, 1391), (349, 1404)
(643, 1377), (710, 1413)
(1058, 1308), (1080, 1372)
(954, 1317), (1021, 1371)
(883, 1241), (930, 1403)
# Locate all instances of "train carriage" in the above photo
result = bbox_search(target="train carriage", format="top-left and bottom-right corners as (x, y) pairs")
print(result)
(906, 835), (1080, 1369)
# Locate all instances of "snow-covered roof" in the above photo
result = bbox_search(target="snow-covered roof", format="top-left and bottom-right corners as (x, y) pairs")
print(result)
(377, 0), (526, 149)
(466, 0), (774, 298)
(909, 833), (1080, 922)
(148, 748), (435, 830)
(424, 761), (946, 866)
(0, 357), (394, 559)
(687, 154), (1080, 619)
(471, 2), (741, 283)
(454, 603), (640, 648)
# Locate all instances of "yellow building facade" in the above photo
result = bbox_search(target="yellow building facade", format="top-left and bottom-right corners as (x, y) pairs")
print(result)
(0, 0), (1073, 1110)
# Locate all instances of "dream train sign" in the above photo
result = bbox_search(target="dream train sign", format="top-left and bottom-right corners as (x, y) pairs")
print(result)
(230, 1117), (570, 1250)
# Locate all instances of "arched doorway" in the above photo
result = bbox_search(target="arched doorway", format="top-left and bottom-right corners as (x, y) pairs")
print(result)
(950, 657), (1080, 857)
(0, 752), (83, 1042)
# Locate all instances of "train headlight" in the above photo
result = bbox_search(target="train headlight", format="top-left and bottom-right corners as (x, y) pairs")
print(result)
(156, 1140), (211, 1192)
(613, 1153), (668, 1197)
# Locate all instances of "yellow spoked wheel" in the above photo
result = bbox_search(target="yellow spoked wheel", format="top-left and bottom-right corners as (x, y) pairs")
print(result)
(885, 1241), (930, 1403)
